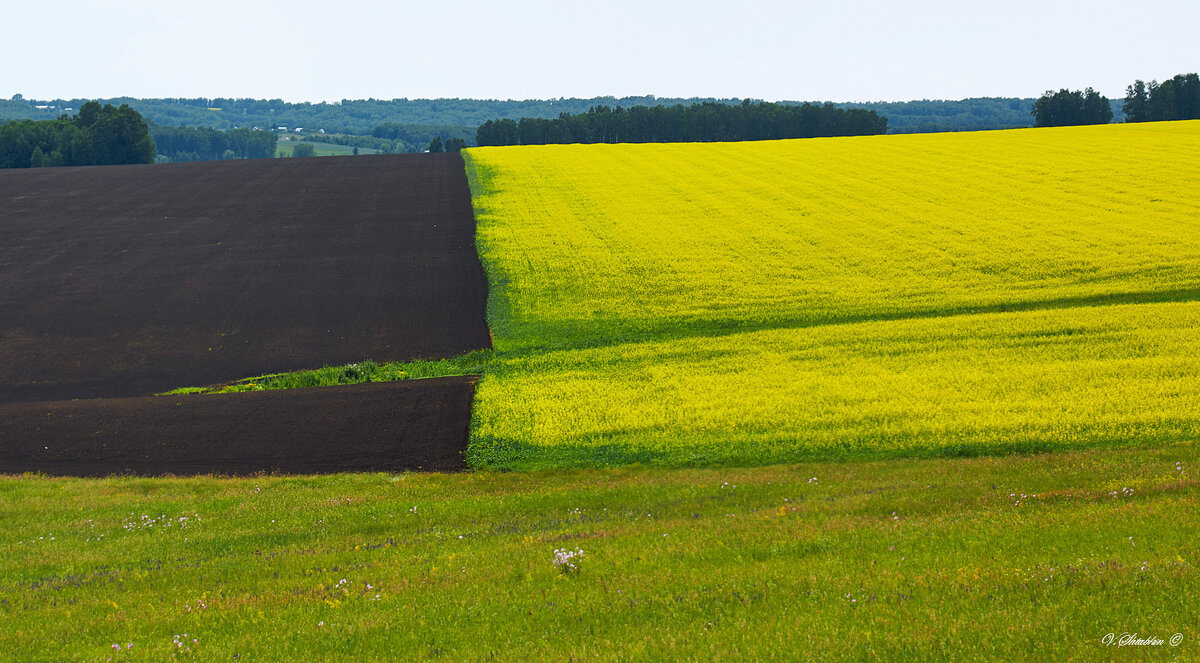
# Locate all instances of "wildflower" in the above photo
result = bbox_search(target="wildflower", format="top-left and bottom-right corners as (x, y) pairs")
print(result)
(553, 547), (585, 574)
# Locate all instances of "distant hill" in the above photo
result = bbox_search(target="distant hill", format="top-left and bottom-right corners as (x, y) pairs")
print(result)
(0, 95), (1127, 142)
(2, 96), (740, 135)
(833, 98), (1038, 133)
(839, 97), (1126, 133)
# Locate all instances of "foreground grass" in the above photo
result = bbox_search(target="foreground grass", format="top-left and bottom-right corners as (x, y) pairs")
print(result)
(2, 443), (1196, 661)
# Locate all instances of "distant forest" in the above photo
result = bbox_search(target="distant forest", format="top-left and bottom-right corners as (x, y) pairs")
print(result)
(1, 95), (1125, 149)
(477, 101), (886, 146)
(5, 79), (1195, 167)
(0, 96), (751, 135)
(151, 124), (277, 162)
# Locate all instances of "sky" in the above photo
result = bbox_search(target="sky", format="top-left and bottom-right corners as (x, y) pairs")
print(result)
(4, 0), (1197, 103)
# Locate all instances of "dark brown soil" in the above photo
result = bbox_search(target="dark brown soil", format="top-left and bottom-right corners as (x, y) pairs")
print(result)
(0, 377), (477, 475)
(0, 153), (490, 403)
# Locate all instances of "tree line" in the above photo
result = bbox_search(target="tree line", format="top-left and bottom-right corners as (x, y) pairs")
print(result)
(0, 95), (1061, 138)
(1031, 72), (1198, 127)
(2, 95), (750, 135)
(0, 102), (155, 168)
(1123, 73), (1200, 122)
(370, 123), (477, 152)
(476, 101), (887, 146)
(1031, 88), (1113, 127)
(426, 136), (467, 153)
(843, 97), (1040, 133)
(303, 133), (403, 153)
(150, 124), (277, 162)
(4, 94), (1149, 140)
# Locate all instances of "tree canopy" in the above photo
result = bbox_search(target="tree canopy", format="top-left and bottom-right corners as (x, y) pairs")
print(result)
(290, 142), (316, 158)
(1124, 73), (1200, 122)
(476, 101), (887, 146)
(1031, 89), (1113, 127)
(151, 124), (277, 162)
(0, 101), (155, 168)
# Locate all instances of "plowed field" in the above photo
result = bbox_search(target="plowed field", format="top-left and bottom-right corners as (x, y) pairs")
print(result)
(0, 153), (490, 403)
(0, 377), (476, 475)
(1, 154), (489, 474)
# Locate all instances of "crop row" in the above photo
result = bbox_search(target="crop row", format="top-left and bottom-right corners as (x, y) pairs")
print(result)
(464, 121), (1200, 468)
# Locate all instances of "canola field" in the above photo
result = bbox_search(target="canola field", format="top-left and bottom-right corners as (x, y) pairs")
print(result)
(463, 122), (1200, 469)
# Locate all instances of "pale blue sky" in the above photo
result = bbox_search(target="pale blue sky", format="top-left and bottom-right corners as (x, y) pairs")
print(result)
(4, 0), (1196, 102)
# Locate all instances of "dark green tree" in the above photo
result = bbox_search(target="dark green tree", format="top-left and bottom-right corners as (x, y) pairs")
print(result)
(427, 136), (444, 152)
(1139, 73), (1200, 121)
(444, 137), (467, 152)
(0, 102), (155, 168)
(149, 124), (277, 161)
(291, 142), (316, 157)
(476, 118), (520, 146)
(74, 102), (156, 165)
(1031, 88), (1112, 127)
(1123, 80), (1150, 122)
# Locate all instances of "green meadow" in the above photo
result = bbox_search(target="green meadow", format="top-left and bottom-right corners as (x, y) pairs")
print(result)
(274, 140), (381, 157)
(2, 445), (1196, 661)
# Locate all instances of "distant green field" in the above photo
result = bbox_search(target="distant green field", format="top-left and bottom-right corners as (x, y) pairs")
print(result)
(275, 139), (381, 157)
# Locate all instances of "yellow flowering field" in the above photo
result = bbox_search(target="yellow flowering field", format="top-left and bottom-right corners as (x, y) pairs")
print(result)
(465, 122), (1200, 468)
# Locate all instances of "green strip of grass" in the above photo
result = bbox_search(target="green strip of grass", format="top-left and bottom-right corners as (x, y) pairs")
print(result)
(2, 443), (1196, 661)
(159, 352), (493, 395)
